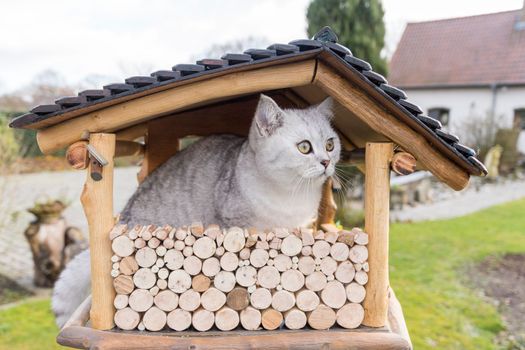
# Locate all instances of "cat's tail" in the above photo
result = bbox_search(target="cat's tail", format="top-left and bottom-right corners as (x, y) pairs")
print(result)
(52, 249), (92, 328)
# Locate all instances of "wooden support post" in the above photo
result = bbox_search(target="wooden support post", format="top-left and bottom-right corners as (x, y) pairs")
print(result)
(316, 177), (337, 227)
(81, 133), (116, 330)
(362, 142), (393, 327)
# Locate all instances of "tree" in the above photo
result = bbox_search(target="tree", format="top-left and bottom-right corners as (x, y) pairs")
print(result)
(306, 0), (387, 75)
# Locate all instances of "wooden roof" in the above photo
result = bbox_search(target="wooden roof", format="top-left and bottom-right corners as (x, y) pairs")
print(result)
(9, 27), (487, 189)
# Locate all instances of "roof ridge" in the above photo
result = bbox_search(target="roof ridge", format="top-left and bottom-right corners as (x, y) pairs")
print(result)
(406, 8), (522, 26)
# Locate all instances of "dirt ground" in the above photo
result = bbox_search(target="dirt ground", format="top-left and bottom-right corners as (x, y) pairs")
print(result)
(469, 254), (525, 349)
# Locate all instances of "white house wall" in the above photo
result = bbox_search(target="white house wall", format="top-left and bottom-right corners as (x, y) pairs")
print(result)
(405, 86), (525, 153)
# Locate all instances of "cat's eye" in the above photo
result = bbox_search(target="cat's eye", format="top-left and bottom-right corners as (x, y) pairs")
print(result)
(297, 140), (312, 154)
(326, 138), (335, 152)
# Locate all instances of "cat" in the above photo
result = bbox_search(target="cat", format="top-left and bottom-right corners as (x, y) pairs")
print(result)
(52, 94), (341, 327)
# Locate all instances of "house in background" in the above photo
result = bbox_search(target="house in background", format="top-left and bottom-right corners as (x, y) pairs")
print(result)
(389, 4), (525, 153)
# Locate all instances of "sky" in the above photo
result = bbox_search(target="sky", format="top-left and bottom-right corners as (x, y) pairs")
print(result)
(0, 0), (523, 94)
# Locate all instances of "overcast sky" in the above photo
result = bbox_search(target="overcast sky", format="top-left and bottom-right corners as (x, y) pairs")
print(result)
(0, 0), (522, 94)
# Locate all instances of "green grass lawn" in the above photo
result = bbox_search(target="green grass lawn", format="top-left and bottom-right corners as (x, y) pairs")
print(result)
(0, 199), (523, 350)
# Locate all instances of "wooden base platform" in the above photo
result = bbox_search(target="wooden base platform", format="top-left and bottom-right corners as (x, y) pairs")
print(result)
(57, 289), (411, 350)
(58, 325), (410, 350)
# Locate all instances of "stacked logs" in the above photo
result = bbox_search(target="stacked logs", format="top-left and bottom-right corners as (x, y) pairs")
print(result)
(109, 223), (369, 332)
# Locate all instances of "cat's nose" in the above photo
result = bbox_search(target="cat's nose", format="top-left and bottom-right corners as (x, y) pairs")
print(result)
(320, 159), (330, 168)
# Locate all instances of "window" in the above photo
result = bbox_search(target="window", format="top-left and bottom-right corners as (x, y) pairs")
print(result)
(428, 108), (450, 126)
(514, 108), (525, 130)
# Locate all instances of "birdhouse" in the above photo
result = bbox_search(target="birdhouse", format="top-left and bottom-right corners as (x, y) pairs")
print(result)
(11, 27), (486, 350)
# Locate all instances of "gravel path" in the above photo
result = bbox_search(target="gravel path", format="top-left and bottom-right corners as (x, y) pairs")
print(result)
(391, 178), (525, 222)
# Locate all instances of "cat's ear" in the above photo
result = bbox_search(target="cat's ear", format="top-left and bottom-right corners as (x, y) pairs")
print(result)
(316, 97), (334, 120)
(254, 94), (284, 137)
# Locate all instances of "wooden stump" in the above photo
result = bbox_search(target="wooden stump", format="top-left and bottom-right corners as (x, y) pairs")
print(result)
(154, 290), (178, 312)
(336, 303), (364, 329)
(250, 288), (272, 310)
(201, 287), (226, 312)
(261, 309), (283, 330)
(240, 306), (261, 330)
(167, 309), (192, 331)
(284, 308), (307, 330)
(192, 308), (215, 331)
(307, 304), (336, 330)
(215, 307), (239, 331)
(114, 307), (140, 330)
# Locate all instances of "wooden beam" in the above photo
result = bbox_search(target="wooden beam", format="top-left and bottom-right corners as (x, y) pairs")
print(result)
(340, 148), (365, 165)
(362, 142), (393, 327)
(80, 133), (116, 330)
(314, 62), (469, 190)
(115, 140), (144, 158)
(116, 123), (147, 141)
(37, 60), (316, 154)
(316, 177), (337, 228)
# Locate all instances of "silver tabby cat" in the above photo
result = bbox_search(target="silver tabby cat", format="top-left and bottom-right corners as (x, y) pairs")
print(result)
(52, 94), (341, 327)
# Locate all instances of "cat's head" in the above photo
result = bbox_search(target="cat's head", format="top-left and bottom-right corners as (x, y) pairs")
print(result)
(248, 94), (341, 186)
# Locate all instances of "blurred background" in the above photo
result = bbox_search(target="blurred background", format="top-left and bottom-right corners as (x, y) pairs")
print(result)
(0, 1), (524, 349)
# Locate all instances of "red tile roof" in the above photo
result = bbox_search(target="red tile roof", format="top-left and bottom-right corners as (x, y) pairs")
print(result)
(389, 9), (525, 88)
